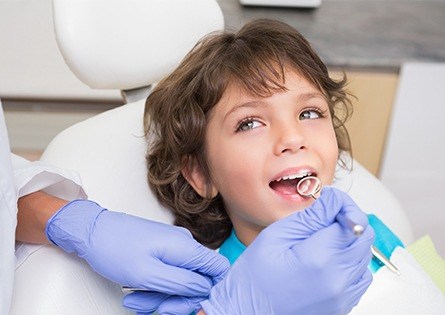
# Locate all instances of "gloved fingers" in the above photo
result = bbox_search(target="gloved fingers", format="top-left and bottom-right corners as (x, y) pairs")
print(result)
(161, 240), (230, 285)
(353, 268), (373, 293)
(123, 291), (205, 315)
(325, 246), (372, 301)
(301, 186), (354, 228)
(337, 225), (374, 264)
(289, 223), (365, 269)
(137, 261), (214, 296)
(123, 291), (168, 313)
(335, 199), (369, 234)
(255, 206), (333, 248)
(309, 218), (374, 266)
(144, 240), (229, 294)
(342, 248), (374, 289)
(259, 187), (362, 245)
(289, 222), (373, 302)
(314, 187), (369, 229)
(326, 231), (372, 298)
(338, 269), (373, 315)
(157, 296), (206, 315)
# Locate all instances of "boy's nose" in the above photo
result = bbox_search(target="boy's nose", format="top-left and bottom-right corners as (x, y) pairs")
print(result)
(273, 123), (307, 156)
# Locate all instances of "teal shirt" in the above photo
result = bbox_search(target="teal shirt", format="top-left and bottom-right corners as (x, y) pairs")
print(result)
(219, 214), (404, 273)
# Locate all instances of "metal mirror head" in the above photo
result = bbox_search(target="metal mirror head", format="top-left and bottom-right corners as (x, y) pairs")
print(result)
(296, 176), (322, 198)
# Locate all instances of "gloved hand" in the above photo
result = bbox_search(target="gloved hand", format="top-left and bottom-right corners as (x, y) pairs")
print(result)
(199, 186), (374, 315)
(122, 187), (374, 315)
(124, 293), (205, 315)
(45, 199), (229, 299)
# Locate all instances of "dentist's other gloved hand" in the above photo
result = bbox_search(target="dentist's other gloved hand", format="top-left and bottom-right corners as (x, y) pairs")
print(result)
(200, 186), (374, 315)
(45, 200), (229, 298)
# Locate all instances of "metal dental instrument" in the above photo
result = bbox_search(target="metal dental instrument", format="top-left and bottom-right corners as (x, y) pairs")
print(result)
(370, 245), (401, 275)
(296, 176), (400, 275)
(296, 176), (322, 200)
(122, 287), (146, 293)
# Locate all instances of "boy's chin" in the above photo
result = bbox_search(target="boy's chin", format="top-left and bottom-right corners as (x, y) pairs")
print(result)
(276, 201), (315, 220)
(274, 208), (303, 221)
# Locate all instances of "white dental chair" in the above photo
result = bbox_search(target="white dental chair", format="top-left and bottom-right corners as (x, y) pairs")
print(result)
(11, 1), (413, 314)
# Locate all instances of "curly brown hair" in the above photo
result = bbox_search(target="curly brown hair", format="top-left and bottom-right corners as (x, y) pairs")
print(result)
(144, 18), (353, 249)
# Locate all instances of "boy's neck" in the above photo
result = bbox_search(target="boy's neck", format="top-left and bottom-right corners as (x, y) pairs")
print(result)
(231, 221), (264, 246)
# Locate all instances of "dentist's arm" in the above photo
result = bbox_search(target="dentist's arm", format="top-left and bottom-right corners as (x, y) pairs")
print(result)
(16, 191), (229, 299)
(17, 191), (66, 244)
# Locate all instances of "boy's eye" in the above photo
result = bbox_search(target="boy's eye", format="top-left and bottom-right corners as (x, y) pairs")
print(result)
(299, 109), (322, 120)
(236, 119), (263, 132)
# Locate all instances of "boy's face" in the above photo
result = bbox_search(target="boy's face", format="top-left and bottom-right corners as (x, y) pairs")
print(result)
(188, 70), (339, 245)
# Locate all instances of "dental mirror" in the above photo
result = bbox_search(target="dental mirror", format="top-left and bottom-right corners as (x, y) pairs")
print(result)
(296, 176), (322, 199)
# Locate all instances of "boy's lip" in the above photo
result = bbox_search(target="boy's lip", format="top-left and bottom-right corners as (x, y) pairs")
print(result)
(269, 166), (318, 201)
(269, 166), (317, 183)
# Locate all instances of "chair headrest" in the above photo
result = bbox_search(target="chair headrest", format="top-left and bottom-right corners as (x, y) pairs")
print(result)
(53, 0), (224, 90)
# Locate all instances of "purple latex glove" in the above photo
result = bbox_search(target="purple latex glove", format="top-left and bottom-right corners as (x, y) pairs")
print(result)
(124, 293), (204, 315)
(45, 200), (229, 298)
(121, 187), (374, 315)
(201, 187), (374, 315)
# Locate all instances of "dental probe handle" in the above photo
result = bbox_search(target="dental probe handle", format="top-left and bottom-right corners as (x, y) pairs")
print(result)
(371, 245), (401, 275)
(336, 212), (401, 276)
(122, 287), (145, 293)
(336, 212), (365, 236)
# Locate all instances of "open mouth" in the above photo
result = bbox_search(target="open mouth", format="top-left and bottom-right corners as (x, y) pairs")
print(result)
(269, 171), (315, 195)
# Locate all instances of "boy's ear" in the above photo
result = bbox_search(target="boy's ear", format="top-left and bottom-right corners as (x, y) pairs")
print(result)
(181, 156), (218, 199)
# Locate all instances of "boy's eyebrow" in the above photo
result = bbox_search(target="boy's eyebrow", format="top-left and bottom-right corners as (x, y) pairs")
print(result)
(224, 92), (326, 120)
(224, 101), (264, 121)
(298, 92), (326, 102)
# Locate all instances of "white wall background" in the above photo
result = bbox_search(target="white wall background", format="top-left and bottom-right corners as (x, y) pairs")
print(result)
(0, 0), (122, 153)
(0, 0), (121, 101)
(380, 63), (445, 257)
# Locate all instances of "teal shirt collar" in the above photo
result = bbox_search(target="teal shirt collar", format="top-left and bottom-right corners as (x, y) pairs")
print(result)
(218, 229), (246, 265)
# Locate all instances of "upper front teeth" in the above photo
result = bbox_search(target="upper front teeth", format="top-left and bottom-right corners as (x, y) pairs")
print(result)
(276, 172), (311, 182)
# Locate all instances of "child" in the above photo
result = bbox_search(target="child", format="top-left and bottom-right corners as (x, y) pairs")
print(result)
(145, 18), (353, 249)
(145, 18), (445, 313)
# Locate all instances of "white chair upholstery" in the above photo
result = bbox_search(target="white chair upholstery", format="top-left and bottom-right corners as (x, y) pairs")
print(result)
(52, 0), (224, 91)
(11, 1), (413, 313)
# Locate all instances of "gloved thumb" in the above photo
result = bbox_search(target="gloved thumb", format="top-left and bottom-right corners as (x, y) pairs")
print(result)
(123, 291), (205, 315)
(257, 187), (361, 245)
